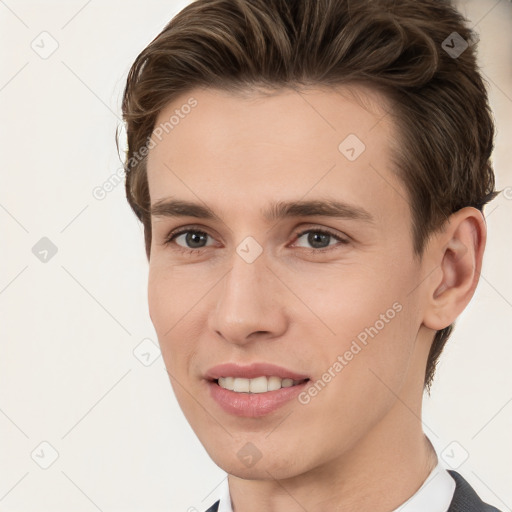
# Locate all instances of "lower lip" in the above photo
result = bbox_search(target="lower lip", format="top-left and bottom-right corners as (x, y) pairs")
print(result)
(207, 380), (309, 417)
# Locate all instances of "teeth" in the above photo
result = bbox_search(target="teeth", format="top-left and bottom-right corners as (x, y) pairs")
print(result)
(268, 376), (281, 391)
(217, 376), (305, 393)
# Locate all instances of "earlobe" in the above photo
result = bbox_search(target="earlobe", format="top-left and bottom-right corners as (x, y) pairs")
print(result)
(423, 207), (486, 331)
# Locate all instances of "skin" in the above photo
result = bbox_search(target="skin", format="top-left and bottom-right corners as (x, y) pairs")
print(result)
(145, 86), (486, 512)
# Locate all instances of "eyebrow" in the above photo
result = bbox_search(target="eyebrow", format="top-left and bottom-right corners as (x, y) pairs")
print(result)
(150, 198), (374, 224)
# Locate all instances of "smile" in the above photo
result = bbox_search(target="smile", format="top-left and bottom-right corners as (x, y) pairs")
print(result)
(217, 376), (308, 393)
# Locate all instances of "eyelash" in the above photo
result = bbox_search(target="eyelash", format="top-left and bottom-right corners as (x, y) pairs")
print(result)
(162, 225), (349, 255)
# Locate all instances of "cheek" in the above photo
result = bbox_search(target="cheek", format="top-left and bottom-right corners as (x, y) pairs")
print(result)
(147, 267), (169, 335)
(294, 301), (417, 457)
(147, 267), (193, 373)
(147, 262), (203, 332)
(293, 259), (420, 388)
(286, 257), (412, 335)
(147, 263), (220, 387)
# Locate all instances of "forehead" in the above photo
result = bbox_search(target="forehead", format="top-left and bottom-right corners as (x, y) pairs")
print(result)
(146, 85), (407, 223)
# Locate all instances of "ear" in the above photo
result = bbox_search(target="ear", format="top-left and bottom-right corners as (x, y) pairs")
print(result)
(422, 207), (487, 331)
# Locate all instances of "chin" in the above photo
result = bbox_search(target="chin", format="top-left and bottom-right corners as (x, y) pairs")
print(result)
(201, 435), (310, 481)
(217, 456), (301, 481)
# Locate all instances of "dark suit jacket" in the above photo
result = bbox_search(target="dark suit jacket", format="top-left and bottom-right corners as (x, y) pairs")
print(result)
(203, 470), (502, 512)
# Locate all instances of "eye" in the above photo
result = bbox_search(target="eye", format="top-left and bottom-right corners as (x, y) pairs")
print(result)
(161, 225), (349, 255)
(163, 227), (216, 252)
(292, 228), (349, 251)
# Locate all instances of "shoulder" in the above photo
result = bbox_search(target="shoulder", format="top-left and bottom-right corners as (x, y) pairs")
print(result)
(448, 470), (502, 512)
(203, 499), (220, 512)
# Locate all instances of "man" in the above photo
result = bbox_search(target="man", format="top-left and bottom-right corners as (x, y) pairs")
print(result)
(121, 0), (502, 510)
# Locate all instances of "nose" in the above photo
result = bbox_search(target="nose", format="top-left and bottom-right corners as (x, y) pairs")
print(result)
(208, 251), (288, 346)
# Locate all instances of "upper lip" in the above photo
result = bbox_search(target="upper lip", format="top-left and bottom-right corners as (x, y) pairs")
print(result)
(205, 362), (310, 381)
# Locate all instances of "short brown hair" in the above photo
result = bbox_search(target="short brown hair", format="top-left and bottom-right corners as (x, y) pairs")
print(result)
(121, 0), (498, 391)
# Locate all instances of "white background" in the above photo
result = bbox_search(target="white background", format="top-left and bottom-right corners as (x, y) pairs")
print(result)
(1, 1), (511, 511)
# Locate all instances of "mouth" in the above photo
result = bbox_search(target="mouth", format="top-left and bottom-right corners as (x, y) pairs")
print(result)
(204, 363), (311, 417)
(213, 376), (310, 393)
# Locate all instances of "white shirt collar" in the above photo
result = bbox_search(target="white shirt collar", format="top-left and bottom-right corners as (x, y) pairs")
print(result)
(212, 456), (455, 512)
(391, 459), (456, 512)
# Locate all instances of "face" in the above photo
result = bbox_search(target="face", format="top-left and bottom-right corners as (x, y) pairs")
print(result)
(146, 86), (429, 479)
